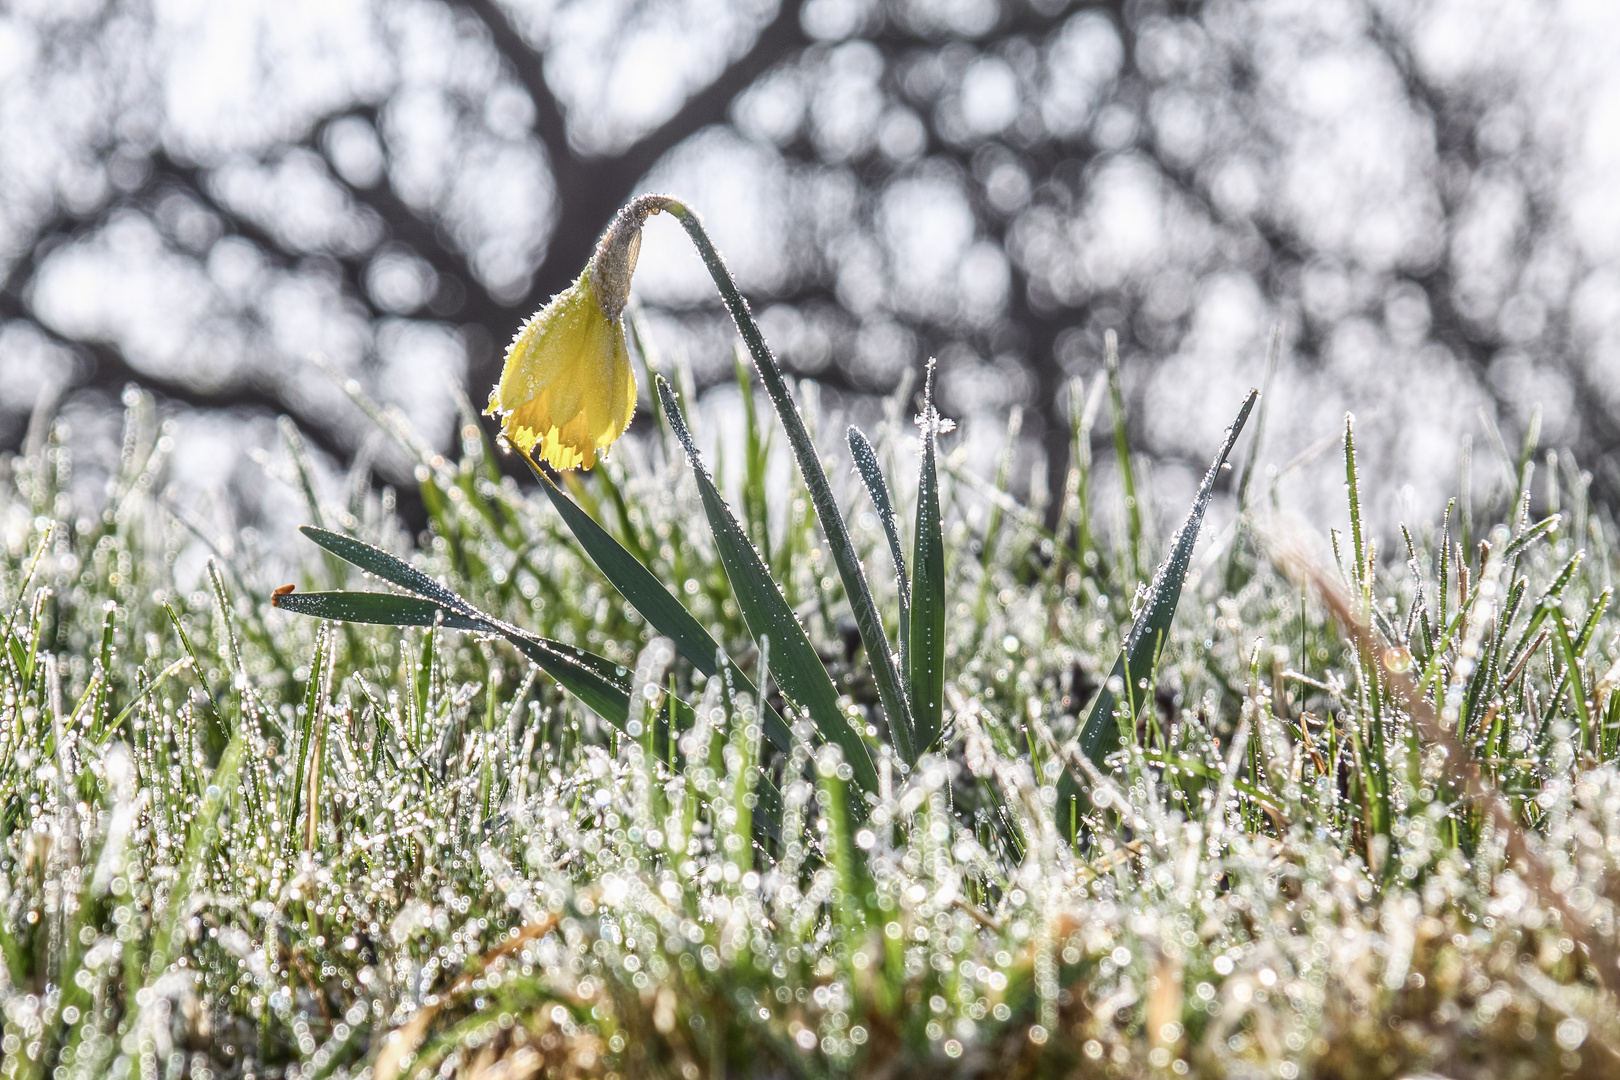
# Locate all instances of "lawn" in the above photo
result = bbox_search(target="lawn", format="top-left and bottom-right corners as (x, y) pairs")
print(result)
(3, 205), (1618, 1080)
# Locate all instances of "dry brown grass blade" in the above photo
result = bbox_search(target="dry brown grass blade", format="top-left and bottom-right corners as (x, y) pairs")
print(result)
(1272, 540), (1620, 1003)
(373, 915), (560, 1080)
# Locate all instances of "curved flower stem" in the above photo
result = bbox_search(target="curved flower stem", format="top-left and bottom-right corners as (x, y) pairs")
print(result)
(661, 196), (920, 768)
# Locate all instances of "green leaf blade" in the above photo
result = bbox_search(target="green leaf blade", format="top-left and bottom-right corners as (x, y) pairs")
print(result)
(274, 567), (634, 732)
(848, 426), (910, 648)
(499, 630), (632, 730)
(298, 526), (467, 614)
(666, 204), (914, 766)
(272, 590), (488, 631)
(908, 406), (946, 756)
(1059, 388), (1259, 837)
(657, 376), (878, 793)
(528, 462), (795, 754)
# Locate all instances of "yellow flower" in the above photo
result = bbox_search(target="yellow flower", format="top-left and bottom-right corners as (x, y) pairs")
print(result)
(487, 196), (671, 470)
(487, 273), (635, 470)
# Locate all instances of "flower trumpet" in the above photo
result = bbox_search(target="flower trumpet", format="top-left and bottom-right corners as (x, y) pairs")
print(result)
(487, 195), (673, 470)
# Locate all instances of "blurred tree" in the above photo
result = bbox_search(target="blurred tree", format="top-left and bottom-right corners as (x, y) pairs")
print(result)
(2, 0), (1617, 522)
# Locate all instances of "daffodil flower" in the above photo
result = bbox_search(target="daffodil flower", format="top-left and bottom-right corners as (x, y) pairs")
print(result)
(487, 195), (672, 469)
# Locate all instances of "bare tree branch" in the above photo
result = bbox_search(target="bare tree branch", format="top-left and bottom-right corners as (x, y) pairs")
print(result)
(0, 290), (354, 465)
(465, 0), (810, 311)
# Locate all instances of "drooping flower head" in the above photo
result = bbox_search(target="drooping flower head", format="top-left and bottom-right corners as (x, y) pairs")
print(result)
(487, 195), (672, 469)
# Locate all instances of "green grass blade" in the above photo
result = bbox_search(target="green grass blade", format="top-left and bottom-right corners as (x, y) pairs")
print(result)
(1105, 330), (1144, 586)
(737, 349), (773, 570)
(1234, 327), (1280, 512)
(1345, 414), (1370, 611)
(908, 374), (946, 756)
(280, 417), (346, 588)
(272, 590), (488, 631)
(0, 521), (52, 656)
(1498, 550), (1584, 677)
(1515, 406), (1542, 512)
(290, 622), (330, 848)
(848, 425), (910, 646)
(144, 728), (243, 977)
(1575, 588), (1611, 655)
(1058, 389), (1259, 837)
(665, 203), (915, 767)
(657, 375), (878, 793)
(1548, 612), (1592, 747)
(1223, 328), (1280, 593)
(1504, 513), (1560, 559)
(164, 600), (227, 759)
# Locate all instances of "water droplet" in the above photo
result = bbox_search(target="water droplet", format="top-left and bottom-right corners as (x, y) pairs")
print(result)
(1382, 646), (1413, 675)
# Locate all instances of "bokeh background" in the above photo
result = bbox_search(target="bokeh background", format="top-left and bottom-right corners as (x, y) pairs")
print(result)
(4, 0), (1619, 560)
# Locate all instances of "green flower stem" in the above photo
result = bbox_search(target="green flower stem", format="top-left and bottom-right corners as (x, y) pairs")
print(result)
(660, 197), (920, 768)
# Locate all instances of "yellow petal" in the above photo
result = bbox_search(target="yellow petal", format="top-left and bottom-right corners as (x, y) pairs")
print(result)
(485, 273), (636, 470)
